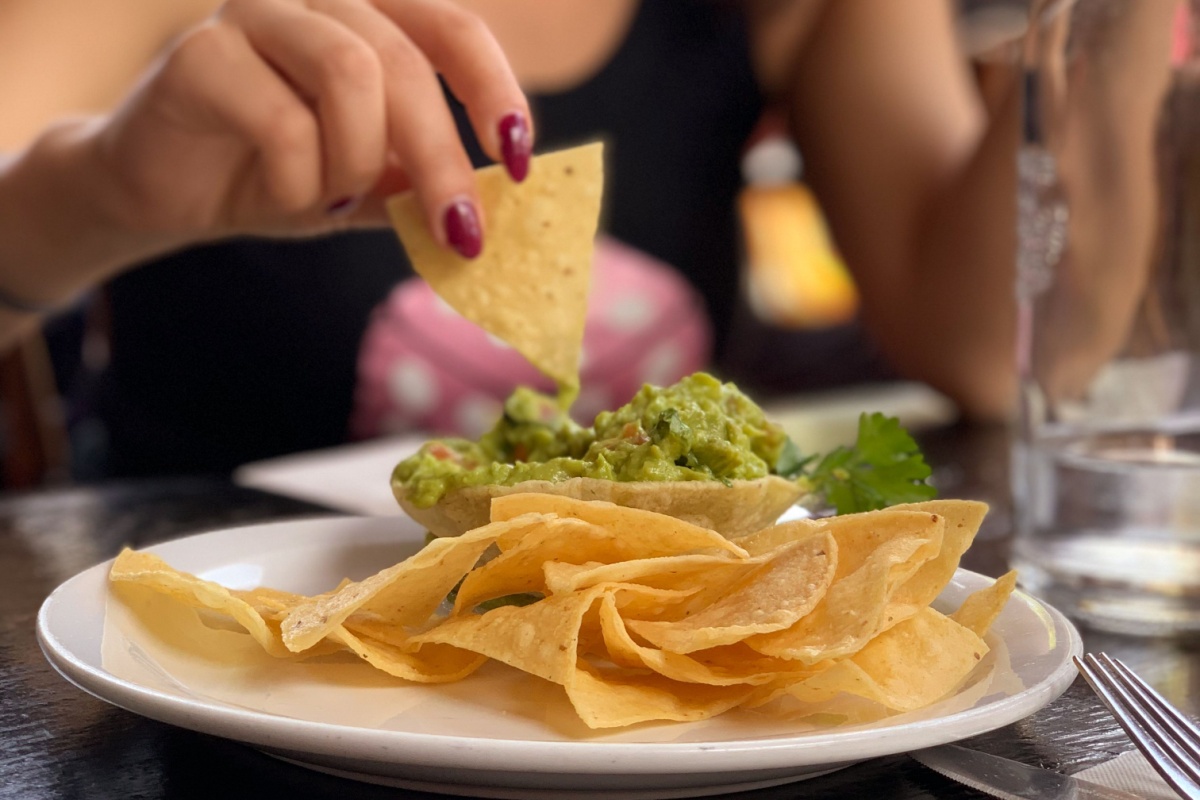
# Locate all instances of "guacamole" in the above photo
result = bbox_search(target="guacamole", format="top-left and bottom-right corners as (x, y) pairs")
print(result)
(393, 373), (791, 509)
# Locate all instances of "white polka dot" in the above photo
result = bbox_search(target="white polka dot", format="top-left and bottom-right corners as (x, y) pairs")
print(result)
(486, 333), (512, 350)
(642, 342), (683, 386)
(606, 295), (655, 332)
(435, 296), (461, 318)
(456, 394), (502, 438)
(741, 136), (803, 185)
(386, 358), (439, 415)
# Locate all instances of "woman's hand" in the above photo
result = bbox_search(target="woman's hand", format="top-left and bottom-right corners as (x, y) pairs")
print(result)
(93, 0), (531, 258)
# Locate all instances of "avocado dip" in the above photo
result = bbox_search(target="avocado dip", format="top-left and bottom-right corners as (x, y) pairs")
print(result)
(392, 372), (792, 509)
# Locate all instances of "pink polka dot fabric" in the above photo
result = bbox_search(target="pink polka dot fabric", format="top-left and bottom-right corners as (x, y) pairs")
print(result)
(350, 237), (713, 439)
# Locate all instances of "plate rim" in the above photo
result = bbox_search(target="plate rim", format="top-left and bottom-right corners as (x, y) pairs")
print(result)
(37, 515), (1084, 777)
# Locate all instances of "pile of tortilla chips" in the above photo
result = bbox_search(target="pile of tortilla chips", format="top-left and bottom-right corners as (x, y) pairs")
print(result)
(108, 495), (1015, 729)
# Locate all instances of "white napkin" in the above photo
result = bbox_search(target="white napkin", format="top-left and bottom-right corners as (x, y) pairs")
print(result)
(233, 435), (424, 515)
(1077, 749), (1177, 800)
(763, 381), (955, 455)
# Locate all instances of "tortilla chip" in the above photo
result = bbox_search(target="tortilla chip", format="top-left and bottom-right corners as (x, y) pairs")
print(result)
(325, 627), (486, 683)
(732, 518), (827, 555)
(453, 505), (738, 612)
(542, 554), (750, 596)
(951, 570), (1018, 637)
(386, 143), (604, 396)
(281, 513), (554, 652)
(109, 549), (292, 658)
(808, 508), (946, 581)
(607, 584), (702, 620)
(412, 583), (653, 686)
(626, 532), (837, 652)
(887, 500), (989, 611)
(451, 517), (605, 611)
(774, 608), (988, 712)
(746, 532), (936, 663)
(231, 586), (309, 617)
(598, 595), (813, 686)
(489, 494), (747, 557)
(566, 660), (756, 729)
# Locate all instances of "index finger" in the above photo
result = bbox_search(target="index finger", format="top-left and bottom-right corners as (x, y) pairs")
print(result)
(312, 0), (484, 256)
(373, 0), (533, 181)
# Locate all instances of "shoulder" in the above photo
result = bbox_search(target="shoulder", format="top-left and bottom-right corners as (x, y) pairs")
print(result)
(742, 0), (829, 100)
(743, 0), (970, 103)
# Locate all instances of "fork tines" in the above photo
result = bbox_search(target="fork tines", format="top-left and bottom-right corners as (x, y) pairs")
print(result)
(1075, 653), (1200, 800)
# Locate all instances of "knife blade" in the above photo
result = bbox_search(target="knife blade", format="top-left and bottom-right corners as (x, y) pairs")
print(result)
(910, 745), (1144, 800)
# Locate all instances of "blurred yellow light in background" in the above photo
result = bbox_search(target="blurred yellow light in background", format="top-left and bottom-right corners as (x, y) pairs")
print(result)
(739, 180), (859, 329)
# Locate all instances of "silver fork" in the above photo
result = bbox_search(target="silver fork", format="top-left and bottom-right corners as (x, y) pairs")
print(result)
(1075, 653), (1200, 800)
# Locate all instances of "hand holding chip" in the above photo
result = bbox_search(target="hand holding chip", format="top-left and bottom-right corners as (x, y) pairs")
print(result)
(50, 0), (530, 274)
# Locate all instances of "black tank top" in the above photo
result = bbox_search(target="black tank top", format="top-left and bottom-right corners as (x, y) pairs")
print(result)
(92, 1), (860, 477)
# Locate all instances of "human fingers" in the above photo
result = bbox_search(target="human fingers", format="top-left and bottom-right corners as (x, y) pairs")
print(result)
(305, 0), (484, 256)
(373, 0), (533, 182)
(223, 0), (387, 214)
(117, 20), (325, 228)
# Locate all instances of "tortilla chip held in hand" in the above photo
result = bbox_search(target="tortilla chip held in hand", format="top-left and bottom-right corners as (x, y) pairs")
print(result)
(386, 142), (605, 402)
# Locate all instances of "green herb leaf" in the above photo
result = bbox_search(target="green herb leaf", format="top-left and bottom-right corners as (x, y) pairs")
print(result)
(780, 413), (935, 514)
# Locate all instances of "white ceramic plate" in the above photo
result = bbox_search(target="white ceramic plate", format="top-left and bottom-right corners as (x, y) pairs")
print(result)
(38, 516), (1083, 800)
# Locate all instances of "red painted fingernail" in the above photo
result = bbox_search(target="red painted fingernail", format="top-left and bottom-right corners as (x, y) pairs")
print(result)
(326, 196), (359, 217)
(444, 199), (482, 258)
(499, 113), (531, 182)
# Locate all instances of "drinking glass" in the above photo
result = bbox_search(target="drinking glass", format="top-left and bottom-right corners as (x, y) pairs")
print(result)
(1012, 0), (1200, 634)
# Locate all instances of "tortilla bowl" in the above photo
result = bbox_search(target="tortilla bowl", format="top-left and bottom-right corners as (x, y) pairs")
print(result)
(392, 476), (804, 539)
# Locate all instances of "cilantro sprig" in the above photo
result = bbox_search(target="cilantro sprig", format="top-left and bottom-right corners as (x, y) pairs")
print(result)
(775, 412), (936, 514)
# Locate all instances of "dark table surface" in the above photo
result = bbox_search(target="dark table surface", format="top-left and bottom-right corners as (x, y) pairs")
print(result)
(4, 421), (1198, 800)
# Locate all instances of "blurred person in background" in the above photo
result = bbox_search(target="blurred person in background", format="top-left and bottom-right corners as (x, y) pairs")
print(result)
(0, 0), (1019, 478)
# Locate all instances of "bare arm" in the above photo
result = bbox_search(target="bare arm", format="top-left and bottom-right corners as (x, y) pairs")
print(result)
(1027, 0), (1175, 403)
(751, 0), (1019, 419)
(0, 120), (161, 343)
(0, 0), (220, 343)
(0, 0), (218, 149)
